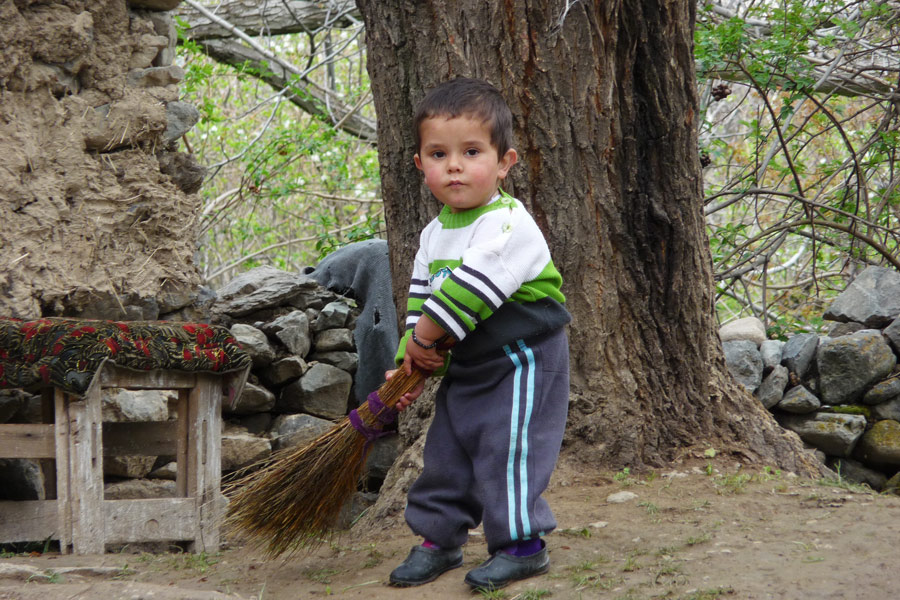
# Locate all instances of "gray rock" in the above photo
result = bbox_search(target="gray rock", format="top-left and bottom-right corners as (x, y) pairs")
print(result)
(0, 459), (44, 500)
(157, 150), (206, 194)
(314, 301), (351, 331)
(884, 316), (900, 354)
(781, 333), (819, 379)
(127, 0), (183, 9)
(226, 381), (276, 415)
(277, 363), (353, 419)
(719, 316), (766, 347)
(130, 33), (170, 69)
(229, 323), (276, 367)
(216, 267), (319, 317)
(365, 435), (401, 484)
(235, 413), (273, 436)
(871, 397), (900, 422)
(221, 429), (271, 472)
(101, 388), (171, 422)
(862, 378), (900, 405)
(854, 419), (900, 466)
(148, 461), (177, 480)
(104, 479), (176, 499)
(126, 65), (184, 87)
(817, 330), (897, 404)
(315, 328), (355, 353)
(271, 311), (312, 357)
(823, 266), (900, 328)
(777, 386), (821, 414)
(105, 455), (156, 479)
(759, 340), (785, 371)
(757, 364), (789, 410)
(0, 389), (29, 423)
(722, 339), (764, 393)
(779, 412), (866, 456)
(827, 457), (887, 491)
(827, 321), (867, 337)
(310, 351), (359, 374)
(163, 101), (199, 144)
(261, 356), (308, 387)
(270, 413), (333, 451)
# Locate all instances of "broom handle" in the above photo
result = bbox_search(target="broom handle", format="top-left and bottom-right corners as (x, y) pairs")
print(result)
(373, 334), (451, 408)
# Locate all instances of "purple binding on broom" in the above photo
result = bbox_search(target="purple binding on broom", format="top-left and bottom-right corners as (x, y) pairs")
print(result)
(348, 390), (398, 443)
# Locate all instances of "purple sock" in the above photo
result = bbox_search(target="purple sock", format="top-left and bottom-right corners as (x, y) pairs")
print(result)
(503, 538), (543, 557)
(421, 539), (440, 550)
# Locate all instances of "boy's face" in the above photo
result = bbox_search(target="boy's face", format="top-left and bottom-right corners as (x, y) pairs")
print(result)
(414, 115), (517, 213)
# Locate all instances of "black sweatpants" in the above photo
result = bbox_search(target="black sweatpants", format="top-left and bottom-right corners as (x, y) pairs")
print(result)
(404, 328), (570, 554)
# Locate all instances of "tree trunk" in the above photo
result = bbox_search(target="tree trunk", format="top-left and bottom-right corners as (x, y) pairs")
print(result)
(356, 0), (823, 476)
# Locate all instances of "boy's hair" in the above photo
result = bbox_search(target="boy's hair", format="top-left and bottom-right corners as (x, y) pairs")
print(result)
(414, 77), (514, 156)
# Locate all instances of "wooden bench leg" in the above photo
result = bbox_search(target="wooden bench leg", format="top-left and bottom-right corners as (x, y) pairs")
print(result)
(65, 388), (105, 554)
(187, 374), (222, 553)
(54, 389), (71, 554)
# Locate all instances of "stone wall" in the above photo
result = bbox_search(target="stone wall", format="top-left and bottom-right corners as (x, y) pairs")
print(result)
(0, 0), (204, 320)
(722, 266), (900, 492)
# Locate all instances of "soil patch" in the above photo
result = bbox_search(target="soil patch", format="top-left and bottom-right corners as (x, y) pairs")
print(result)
(2, 457), (898, 599)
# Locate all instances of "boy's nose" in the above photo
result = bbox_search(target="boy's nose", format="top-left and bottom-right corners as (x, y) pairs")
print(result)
(447, 153), (462, 172)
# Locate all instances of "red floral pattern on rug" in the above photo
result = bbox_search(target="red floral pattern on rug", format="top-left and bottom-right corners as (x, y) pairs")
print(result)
(0, 317), (251, 396)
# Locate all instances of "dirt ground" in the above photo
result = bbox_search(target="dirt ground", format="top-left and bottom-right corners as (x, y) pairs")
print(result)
(2, 457), (899, 600)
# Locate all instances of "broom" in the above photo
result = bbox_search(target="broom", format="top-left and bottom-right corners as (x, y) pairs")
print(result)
(224, 362), (433, 558)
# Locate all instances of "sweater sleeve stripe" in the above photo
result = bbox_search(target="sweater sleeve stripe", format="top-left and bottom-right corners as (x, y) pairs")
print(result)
(422, 300), (467, 340)
(427, 291), (476, 334)
(456, 264), (505, 309)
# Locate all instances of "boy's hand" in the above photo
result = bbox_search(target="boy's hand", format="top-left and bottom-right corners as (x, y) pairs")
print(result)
(403, 335), (445, 374)
(385, 368), (425, 411)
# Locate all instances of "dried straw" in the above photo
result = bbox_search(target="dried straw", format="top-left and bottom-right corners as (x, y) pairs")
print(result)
(224, 366), (428, 558)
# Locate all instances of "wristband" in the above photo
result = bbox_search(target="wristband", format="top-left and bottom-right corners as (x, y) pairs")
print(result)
(411, 329), (439, 350)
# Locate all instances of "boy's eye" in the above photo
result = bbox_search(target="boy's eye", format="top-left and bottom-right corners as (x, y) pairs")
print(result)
(431, 151), (445, 159)
(465, 148), (480, 157)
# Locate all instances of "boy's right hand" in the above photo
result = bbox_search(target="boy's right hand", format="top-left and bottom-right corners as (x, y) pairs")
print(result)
(402, 335), (445, 375)
(385, 368), (425, 411)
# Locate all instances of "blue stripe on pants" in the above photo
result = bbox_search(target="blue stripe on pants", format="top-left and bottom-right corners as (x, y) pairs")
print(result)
(504, 340), (536, 541)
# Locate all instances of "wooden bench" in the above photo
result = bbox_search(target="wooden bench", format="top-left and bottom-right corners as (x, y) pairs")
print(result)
(0, 363), (232, 554)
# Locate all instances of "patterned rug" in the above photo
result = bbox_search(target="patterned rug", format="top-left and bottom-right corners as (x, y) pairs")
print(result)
(0, 316), (251, 397)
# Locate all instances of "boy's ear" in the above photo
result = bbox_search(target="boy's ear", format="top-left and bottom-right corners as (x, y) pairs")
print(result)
(497, 148), (518, 179)
(414, 153), (423, 171)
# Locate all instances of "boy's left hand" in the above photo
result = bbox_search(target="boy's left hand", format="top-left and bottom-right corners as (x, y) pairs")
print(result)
(385, 368), (425, 411)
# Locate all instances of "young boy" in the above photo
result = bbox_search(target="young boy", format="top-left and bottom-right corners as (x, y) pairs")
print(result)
(388, 77), (571, 590)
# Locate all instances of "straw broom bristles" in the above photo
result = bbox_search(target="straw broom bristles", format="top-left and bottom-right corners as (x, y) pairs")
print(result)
(224, 366), (429, 558)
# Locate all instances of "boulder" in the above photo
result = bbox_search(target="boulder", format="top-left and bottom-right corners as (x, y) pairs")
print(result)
(781, 333), (819, 379)
(0, 459), (44, 500)
(884, 316), (900, 354)
(823, 266), (900, 328)
(102, 389), (170, 422)
(722, 340), (764, 393)
(827, 321), (866, 337)
(104, 455), (156, 479)
(277, 363), (353, 419)
(314, 328), (355, 353)
(862, 378), (900, 405)
(757, 365), (789, 410)
(162, 100), (199, 144)
(827, 457), (887, 491)
(854, 419), (900, 467)
(270, 413), (333, 451)
(759, 340), (785, 371)
(104, 479), (176, 499)
(261, 356), (308, 387)
(314, 301), (351, 331)
(309, 351), (359, 374)
(216, 267), (319, 317)
(718, 316), (766, 347)
(777, 385), (821, 414)
(270, 310), (312, 357)
(817, 330), (896, 404)
(226, 381), (276, 415)
(779, 412), (866, 456)
(221, 428), (271, 472)
(871, 397), (900, 422)
(365, 435), (401, 487)
(229, 323), (276, 367)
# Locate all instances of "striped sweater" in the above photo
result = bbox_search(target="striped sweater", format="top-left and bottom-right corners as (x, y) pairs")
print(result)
(396, 190), (570, 364)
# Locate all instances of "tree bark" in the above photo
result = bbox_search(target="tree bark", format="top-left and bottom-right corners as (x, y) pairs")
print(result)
(356, 0), (823, 476)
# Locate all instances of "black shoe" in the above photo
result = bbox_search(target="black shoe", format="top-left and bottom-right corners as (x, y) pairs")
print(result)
(389, 545), (464, 587)
(464, 547), (550, 590)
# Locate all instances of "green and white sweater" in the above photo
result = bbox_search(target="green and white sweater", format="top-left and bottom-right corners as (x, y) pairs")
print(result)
(396, 190), (570, 365)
